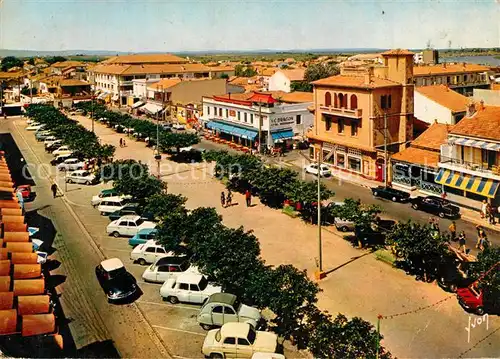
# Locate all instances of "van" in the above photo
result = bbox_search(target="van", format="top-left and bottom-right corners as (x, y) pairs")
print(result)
(130, 239), (170, 265)
(97, 197), (129, 215)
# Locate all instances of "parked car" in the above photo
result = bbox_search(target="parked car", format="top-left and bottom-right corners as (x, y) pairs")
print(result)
(160, 273), (221, 304)
(52, 145), (71, 156)
(141, 255), (195, 283)
(202, 323), (278, 359)
(197, 293), (261, 330)
(50, 153), (73, 166)
(91, 188), (120, 206)
(129, 228), (157, 247)
(35, 131), (53, 141)
(130, 240), (170, 265)
(108, 203), (155, 222)
(26, 124), (45, 131)
(45, 140), (63, 152)
(65, 170), (97, 185)
(95, 258), (139, 303)
(304, 163), (331, 177)
(56, 158), (85, 171)
(15, 184), (35, 202)
(371, 186), (410, 202)
(436, 257), (475, 293)
(97, 197), (130, 215)
(410, 196), (460, 218)
(326, 202), (354, 231)
(43, 135), (58, 144)
(172, 123), (185, 130)
(106, 215), (156, 237)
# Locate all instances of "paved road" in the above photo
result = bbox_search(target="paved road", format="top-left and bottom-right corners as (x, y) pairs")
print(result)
(196, 139), (499, 254)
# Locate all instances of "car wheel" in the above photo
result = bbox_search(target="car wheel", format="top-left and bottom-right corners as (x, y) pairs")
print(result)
(449, 284), (458, 293)
(412, 203), (419, 210)
(210, 354), (223, 359)
(392, 196), (398, 202)
(200, 323), (213, 331)
(340, 226), (349, 232)
(476, 307), (485, 315)
(67, 179), (73, 184)
(112, 231), (120, 238)
(85, 181), (91, 185)
(168, 296), (179, 304)
(138, 258), (146, 266)
(438, 212), (445, 218)
(373, 191), (378, 197)
(100, 212), (106, 216)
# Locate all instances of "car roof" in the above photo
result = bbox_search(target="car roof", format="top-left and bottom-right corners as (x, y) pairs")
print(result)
(101, 188), (117, 194)
(100, 258), (124, 272)
(207, 293), (237, 306)
(154, 255), (186, 266)
(176, 273), (203, 284)
(118, 215), (141, 221)
(221, 322), (250, 338)
(70, 170), (88, 174)
(137, 228), (157, 235)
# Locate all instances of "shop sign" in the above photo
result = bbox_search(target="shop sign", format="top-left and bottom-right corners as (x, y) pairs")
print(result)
(270, 116), (294, 126)
(229, 110), (236, 117)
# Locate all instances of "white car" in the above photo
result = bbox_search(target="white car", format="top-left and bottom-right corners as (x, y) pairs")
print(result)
(44, 139), (62, 148)
(304, 163), (331, 177)
(142, 255), (198, 283)
(202, 323), (278, 359)
(160, 273), (221, 304)
(43, 136), (58, 144)
(97, 197), (130, 215)
(106, 215), (156, 238)
(56, 158), (85, 171)
(130, 239), (170, 265)
(172, 123), (185, 130)
(52, 145), (71, 156)
(26, 124), (45, 131)
(26, 118), (36, 125)
(65, 170), (97, 185)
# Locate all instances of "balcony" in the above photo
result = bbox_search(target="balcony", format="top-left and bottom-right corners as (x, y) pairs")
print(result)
(319, 105), (362, 119)
(439, 156), (500, 181)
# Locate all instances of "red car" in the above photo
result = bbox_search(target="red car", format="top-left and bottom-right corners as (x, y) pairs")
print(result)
(457, 262), (500, 315)
(16, 185), (34, 202)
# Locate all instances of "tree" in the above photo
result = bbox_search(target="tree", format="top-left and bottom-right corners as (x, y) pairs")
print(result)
(45, 56), (67, 65)
(27, 58), (36, 66)
(21, 86), (38, 96)
(250, 167), (298, 208)
(160, 132), (199, 153)
(304, 63), (340, 83)
(234, 64), (257, 77)
(291, 81), (313, 92)
(1, 56), (23, 71)
(469, 247), (500, 292)
(144, 193), (187, 219)
(220, 73), (229, 79)
(113, 173), (165, 204)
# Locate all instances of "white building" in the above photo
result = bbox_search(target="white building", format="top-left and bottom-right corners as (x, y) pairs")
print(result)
(201, 91), (314, 147)
(414, 52), (424, 65)
(415, 85), (470, 125)
(268, 69), (305, 93)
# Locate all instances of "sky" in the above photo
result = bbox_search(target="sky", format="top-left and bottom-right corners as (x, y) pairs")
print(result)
(0, 0), (499, 52)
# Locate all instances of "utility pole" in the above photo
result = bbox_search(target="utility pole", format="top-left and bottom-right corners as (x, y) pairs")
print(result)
(258, 102), (262, 153)
(376, 314), (382, 359)
(317, 143), (323, 275)
(384, 112), (388, 186)
(91, 85), (95, 133)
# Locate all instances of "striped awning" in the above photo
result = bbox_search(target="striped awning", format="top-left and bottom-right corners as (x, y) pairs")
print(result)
(449, 136), (500, 151)
(435, 169), (500, 198)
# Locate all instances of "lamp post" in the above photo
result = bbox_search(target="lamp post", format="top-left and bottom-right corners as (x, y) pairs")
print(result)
(316, 143), (324, 279)
(91, 82), (95, 133)
(154, 86), (162, 179)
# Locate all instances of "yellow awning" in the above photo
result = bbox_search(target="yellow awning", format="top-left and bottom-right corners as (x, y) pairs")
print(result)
(435, 169), (500, 198)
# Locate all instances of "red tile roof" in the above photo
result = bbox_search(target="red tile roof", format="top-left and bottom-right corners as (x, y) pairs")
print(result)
(416, 85), (470, 112)
(450, 105), (500, 141)
(414, 63), (490, 76)
(391, 147), (440, 167)
(312, 75), (400, 89)
(411, 122), (454, 150)
(381, 49), (415, 56)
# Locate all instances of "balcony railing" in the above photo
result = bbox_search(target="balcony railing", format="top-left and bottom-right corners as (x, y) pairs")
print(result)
(439, 156), (500, 176)
(319, 105), (362, 118)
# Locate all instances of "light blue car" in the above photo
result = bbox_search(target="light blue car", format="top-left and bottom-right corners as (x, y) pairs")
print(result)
(128, 228), (157, 247)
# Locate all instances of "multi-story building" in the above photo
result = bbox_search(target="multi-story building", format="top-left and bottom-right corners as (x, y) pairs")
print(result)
(413, 63), (491, 96)
(201, 91), (314, 147)
(268, 69), (306, 92)
(307, 49), (415, 182)
(436, 104), (500, 207)
(415, 85), (469, 125)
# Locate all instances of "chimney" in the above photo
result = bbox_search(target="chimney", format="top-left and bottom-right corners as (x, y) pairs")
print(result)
(443, 62), (447, 69)
(364, 67), (374, 85)
(480, 99), (485, 110)
(466, 102), (476, 117)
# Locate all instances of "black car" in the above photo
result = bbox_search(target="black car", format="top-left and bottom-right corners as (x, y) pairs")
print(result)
(354, 220), (395, 246)
(410, 196), (460, 218)
(95, 258), (139, 303)
(371, 186), (410, 202)
(436, 258), (475, 293)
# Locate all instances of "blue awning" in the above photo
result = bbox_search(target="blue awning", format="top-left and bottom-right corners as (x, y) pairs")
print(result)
(271, 129), (294, 141)
(207, 121), (258, 140)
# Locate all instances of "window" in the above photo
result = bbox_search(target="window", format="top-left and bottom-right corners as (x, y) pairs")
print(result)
(351, 121), (358, 136)
(464, 74), (468, 82)
(337, 153), (345, 168)
(325, 117), (332, 131)
(388, 95), (392, 109)
(325, 92), (332, 106)
(348, 157), (361, 172)
(296, 115), (302, 125)
(250, 114), (254, 124)
(381, 95), (387, 109)
(145, 247), (156, 253)
(447, 76), (451, 84)
(338, 119), (344, 134)
(350, 95), (358, 110)
(223, 337), (236, 345)
(118, 221), (128, 226)
(237, 338), (250, 346)
(338, 93), (344, 108)
(157, 265), (169, 272)
(219, 108), (222, 116)
(169, 265), (180, 272)
(225, 109), (228, 117)
(156, 248), (166, 254)
(238, 112), (241, 121)
(212, 306), (223, 313)
(224, 306), (236, 315)
(179, 283), (189, 290)
(214, 107), (217, 116)
(207, 107), (210, 115)
(189, 284), (200, 291)
(244, 113), (247, 122)
(128, 221), (137, 227)
(334, 93), (338, 107)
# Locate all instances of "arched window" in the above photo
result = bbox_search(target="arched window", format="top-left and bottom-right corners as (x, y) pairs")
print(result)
(334, 93), (338, 108)
(325, 92), (332, 106)
(342, 93), (348, 108)
(350, 95), (358, 110)
(338, 93), (344, 108)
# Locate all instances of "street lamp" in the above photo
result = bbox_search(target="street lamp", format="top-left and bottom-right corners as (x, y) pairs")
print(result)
(154, 85), (163, 179)
(316, 143), (325, 280)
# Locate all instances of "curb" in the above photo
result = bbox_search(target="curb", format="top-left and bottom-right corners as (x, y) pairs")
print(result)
(460, 214), (500, 233)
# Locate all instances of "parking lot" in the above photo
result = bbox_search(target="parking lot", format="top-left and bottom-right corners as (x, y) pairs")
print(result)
(15, 117), (302, 359)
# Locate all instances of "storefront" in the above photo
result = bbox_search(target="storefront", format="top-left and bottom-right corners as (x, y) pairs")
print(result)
(206, 119), (258, 147)
(392, 162), (442, 194)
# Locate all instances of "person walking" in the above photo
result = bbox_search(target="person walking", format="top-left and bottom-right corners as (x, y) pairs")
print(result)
(226, 190), (233, 207)
(476, 225), (486, 249)
(481, 200), (487, 219)
(119, 138), (123, 147)
(220, 191), (226, 208)
(448, 221), (457, 241)
(123, 139), (126, 147)
(458, 231), (467, 253)
(245, 189), (251, 207)
(50, 183), (58, 199)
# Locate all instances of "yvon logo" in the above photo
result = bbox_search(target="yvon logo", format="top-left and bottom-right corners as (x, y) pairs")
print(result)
(465, 314), (489, 343)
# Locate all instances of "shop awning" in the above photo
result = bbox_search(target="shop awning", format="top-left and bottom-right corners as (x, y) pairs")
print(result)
(435, 169), (500, 198)
(449, 137), (500, 151)
(271, 129), (294, 141)
(97, 92), (109, 100)
(142, 103), (163, 115)
(132, 101), (145, 109)
(206, 121), (258, 140)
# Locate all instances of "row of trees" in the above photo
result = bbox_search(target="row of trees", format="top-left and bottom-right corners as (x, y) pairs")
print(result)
(25, 104), (115, 160)
(74, 102), (199, 153)
(102, 158), (391, 358)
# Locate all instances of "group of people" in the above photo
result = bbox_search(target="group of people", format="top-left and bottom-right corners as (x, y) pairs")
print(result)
(480, 200), (499, 225)
(119, 138), (127, 148)
(431, 218), (490, 254)
(220, 189), (253, 208)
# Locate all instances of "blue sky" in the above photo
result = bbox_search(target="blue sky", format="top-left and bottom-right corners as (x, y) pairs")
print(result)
(1, 0), (499, 52)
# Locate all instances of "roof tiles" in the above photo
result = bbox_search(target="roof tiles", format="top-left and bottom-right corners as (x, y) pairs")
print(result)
(416, 85), (470, 112)
(450, 106), (500, 141)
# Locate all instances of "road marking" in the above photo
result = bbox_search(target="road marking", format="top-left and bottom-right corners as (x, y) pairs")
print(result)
(137, 300), (200, 311)
(152, 325), (205, 337)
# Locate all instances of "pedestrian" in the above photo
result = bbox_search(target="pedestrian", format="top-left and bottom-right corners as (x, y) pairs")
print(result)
(476, 225), (485, 249)
(458, 231), (467, 253)
(487, 203), (495, 225)
(220, 191), (226, 208)
(245, 189), (251, 207)
(441, 191), (447, 200)
(448, 221), (457, 241)
(481, 200), (487, 219)
(50, 183), (58, 199)
(432, 218), (439, 232)
(119, 138), (123, 147)
(479, 230), (489, 251)
(226, 190), (233, 207)
(123, 139), (126, 147)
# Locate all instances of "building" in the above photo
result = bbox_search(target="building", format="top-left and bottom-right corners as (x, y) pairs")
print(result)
(436, 105), (500, 207)
(201, 91), (314, 147)
(391, 121), (453, 195)
(49, 61), (87, 76)
(228, 76), (265, 93)
(415, 85), (470, 125)
(307, 49), (415, 182)
(422, 49), (439, 65)
(268, 69), (306, 93)
(413, 63), (491, 96)
(414, 52), (424, 65)
(473, 88), (500, 106)
(101, 54), (189, 65)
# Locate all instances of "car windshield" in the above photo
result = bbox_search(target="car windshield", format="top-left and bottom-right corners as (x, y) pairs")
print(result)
(247, 326), (256, 344)
(135, 218), (144, 226)
(179, 261), (190, 271)
(198, 276), (208, 290)
(108, 266), (128, 279)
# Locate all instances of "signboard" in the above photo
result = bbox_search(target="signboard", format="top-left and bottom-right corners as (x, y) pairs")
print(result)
(270, 116), (294, 127)
(229, 110), (236, 117)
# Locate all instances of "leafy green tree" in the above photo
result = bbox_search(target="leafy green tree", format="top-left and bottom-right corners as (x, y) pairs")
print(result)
(291, 81), (313, 92)
(469, 247), (500, 292)
(113, 173), (165, 204)
(251, 167), (298, 208)
(160, 132), (199, 153)
(1, 56), (23, 71)
(27, 58), (36, 66)
(144, 193), (187, 219)
(220, 73), (229, 79)
(21, 86), (38, 96)
(304, 63), (340, 83)
(45, 56), (67, 65)
(234, 64), (258, 77)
